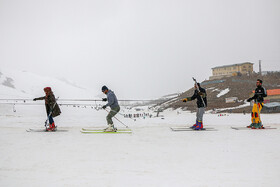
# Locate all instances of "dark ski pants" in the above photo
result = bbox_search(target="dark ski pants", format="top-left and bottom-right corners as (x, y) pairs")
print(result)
(49, 115), (54, 124)
(106, 106), (120, 125)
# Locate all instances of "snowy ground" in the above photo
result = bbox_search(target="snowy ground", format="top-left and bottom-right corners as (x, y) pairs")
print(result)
(1, 104), (280, 187)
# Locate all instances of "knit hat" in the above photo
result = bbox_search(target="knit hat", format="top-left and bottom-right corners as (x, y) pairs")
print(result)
(44, 87), (52, 92)
(101, 86), (108, 92)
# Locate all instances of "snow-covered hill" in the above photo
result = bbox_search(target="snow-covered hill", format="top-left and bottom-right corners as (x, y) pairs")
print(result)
(0, 68), (96, 99)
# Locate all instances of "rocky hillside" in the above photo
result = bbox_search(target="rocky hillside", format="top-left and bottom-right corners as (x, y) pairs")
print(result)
(161, 72), (280, 113)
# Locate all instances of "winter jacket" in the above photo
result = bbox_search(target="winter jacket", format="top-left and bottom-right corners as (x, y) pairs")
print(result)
(105, 90), (119, 109)
(248, 86), (267, 103)
(188, 87), (207, 108)
(35, 93), (61, 117)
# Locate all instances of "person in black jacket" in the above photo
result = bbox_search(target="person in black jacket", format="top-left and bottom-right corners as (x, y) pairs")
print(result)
(247, 79), (267, 129)
(182, 83), (207, 130)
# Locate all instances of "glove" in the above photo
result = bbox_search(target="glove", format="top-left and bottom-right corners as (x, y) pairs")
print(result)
(102, 105), (107, 109)
(198, 92), (204, 96)
(182, 98), (188, 102)
(33, 98), (37, 101)
(102, 98), (107, 102)
(247, 98), (252, 102)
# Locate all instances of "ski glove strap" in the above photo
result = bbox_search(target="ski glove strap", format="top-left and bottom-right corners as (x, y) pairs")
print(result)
(198, 92), (206, 97)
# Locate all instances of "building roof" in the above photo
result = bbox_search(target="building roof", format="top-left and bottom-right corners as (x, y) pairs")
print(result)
(252, 89), (280, 96)
(267, 89), (280, 96)
(212, 62), (254, 69)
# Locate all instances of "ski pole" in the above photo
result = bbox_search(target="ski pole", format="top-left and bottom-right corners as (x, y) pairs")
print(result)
(107, 108), (134, 119)
(104, 108), (129, 128)
(192, 77), (206, 107)
(98, 106), (135, 121)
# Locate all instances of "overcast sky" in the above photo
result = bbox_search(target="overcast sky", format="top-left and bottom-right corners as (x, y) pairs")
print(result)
(0, 0), (280, 99)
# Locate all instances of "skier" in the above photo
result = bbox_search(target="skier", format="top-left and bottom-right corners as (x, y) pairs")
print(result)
(246, 79), (267, 129)
(33, 87), (61, 131)
(101, 86), (120, 132)
(182, 82), (207, 130)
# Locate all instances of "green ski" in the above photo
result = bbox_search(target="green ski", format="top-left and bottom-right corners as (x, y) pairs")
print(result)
(82, 128), (131, 131)
(80, 130), (132, 134)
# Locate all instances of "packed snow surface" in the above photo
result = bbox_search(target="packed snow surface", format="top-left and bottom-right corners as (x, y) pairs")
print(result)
(0, 104), (280, 187)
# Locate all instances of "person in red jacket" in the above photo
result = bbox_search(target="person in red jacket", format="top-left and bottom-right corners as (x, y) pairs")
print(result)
(33, 87), (61, 131)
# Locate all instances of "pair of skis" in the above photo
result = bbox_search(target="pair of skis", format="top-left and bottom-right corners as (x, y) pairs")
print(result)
(27, 126), (277, 133)
(170, 127), (217, 131)
(80, 128), (132, 134)
(231, 126), (276, 130)
(171, 126), (276, 131)
(26, 128), (68, 132)
(27, 128), (132, 133)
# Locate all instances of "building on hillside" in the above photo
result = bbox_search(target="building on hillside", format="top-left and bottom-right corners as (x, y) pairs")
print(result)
(264, 89), (280, 103)
(249, 89), (280, 113)
(249, 89), (280, 103)
(209, 62), (254, 80)
(225, 97), (238, 103)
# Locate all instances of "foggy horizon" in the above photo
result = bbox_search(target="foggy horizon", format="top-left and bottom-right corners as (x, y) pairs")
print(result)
(1, 0), (280, 99)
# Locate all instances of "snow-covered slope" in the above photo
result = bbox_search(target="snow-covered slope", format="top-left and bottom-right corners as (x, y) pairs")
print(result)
(0, 105), (280, 187)
(0, 68), (96, 99)
(216, 88), (230, 97)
